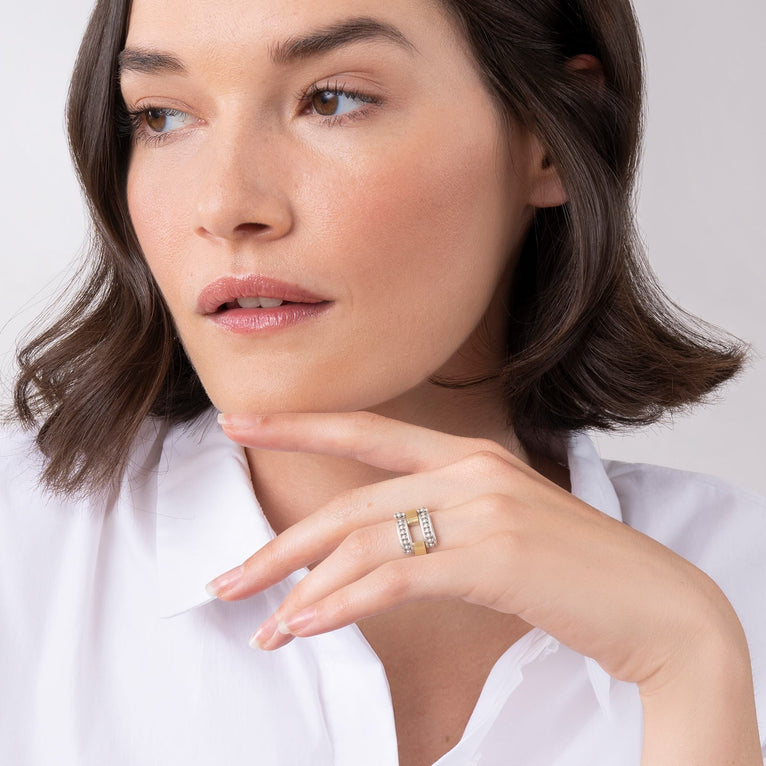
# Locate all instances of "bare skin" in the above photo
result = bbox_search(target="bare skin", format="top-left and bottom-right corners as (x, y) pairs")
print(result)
(358, 604), (533, 765)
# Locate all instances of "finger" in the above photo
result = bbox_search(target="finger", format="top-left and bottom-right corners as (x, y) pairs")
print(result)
(208, 482), (435, 601)
(208, 448), (529, 600)
(254, 545), (488, 650)
(264, 501), (506, 627)
(218, 410), (526, 475)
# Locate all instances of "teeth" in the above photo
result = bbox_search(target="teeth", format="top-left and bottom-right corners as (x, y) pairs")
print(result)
(259, 297), (285, 308)
(237, 297), (262, 308)
(236, 297), (284, 309)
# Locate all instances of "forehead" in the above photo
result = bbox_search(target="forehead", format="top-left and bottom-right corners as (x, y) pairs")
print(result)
(125, 0), (465, 61)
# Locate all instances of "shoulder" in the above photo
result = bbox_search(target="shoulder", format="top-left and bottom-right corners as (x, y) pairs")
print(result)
(0, 419), (168, 576)
(604, 459), (766, 606)
(0, 425), (46, 492)
(0, 418), (174, 640)
(0, 425), (66, 522)
(0, 418), (167, 511)
(0, 426), (94, 641)
(604, 458), (766, 563)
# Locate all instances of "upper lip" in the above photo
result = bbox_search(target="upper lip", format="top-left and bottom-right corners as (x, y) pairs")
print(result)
(197, 275), (327, 315)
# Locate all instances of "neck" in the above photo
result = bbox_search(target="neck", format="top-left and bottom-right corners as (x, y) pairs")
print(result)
(245, 377), (533, 535)
(245, 284), (571, 530)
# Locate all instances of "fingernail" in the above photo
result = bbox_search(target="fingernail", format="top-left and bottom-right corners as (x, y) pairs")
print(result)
(205, 565), (244, 598)
(217, 413), (264, 428)
(249, 615), (278, 650)
(281, 608), (316, 636)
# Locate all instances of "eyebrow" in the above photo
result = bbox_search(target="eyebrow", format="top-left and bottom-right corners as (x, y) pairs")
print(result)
(118, 49), (187, 76)
(269, 17), (416, 65)
(118, 17), (415, 78)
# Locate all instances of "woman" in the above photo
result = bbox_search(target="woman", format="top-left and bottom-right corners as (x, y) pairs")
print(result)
(2, 0), (764, 764)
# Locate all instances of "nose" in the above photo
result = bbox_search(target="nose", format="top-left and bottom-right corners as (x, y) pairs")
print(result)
(192, 122), (294, 244)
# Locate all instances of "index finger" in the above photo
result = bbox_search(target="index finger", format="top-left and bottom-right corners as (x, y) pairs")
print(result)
(217, 410), (523, 474)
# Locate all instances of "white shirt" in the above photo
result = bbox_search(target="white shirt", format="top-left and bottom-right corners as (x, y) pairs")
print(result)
(1, 414), (765, 765)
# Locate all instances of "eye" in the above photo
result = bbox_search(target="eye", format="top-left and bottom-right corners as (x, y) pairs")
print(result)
(303, 83), (380, 124)
(142, 107), (194, 134)
(121, 105), (199, 147)
(310, 90), (368, 117)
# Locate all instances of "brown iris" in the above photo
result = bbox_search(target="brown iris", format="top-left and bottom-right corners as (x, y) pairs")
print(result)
(146, 109), (167, 132)
(311, 91), (340, 117)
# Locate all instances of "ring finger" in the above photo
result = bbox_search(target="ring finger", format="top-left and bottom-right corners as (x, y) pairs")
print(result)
(256, 501), (501, 648)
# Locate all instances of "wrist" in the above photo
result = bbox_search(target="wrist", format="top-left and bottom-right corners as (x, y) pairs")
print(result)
(638, 613), (761, 765)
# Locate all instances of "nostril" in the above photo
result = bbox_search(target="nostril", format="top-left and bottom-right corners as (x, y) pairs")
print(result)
(194, 194), (293, 242)
(234, 222), (271, 236)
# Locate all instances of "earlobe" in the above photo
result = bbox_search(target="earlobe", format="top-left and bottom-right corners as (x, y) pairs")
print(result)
(528, 142), (568, 209)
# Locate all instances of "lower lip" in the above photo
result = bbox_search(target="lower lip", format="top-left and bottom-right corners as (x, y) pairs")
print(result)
(207, 302), (332, 334)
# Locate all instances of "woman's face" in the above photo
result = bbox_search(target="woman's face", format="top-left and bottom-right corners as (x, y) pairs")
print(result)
(122, 0), (562, 416)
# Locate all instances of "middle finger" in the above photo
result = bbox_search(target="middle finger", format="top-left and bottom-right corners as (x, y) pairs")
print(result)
(209, 453), (520, 600)
(253, 500), (506, 640)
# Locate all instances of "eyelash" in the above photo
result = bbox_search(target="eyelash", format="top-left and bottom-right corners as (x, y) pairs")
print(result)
(299, 80), (381, 126)
(120, 107), (186, 148)
(119, 81), (381, 147)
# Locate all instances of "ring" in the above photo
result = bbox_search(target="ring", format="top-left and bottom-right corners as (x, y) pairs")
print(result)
(394, 507), (437, 556)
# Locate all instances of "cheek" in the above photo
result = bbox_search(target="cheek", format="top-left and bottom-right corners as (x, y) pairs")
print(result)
(126, 156), (193, 303)
(124, 111), (528, 413)
(304, 117), (524, 347)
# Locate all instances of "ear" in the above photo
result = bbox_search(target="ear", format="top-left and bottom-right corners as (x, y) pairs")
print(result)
(526, 135), (568, 210)
(567, 53), (605, 87)
(526, 54), (605, 210)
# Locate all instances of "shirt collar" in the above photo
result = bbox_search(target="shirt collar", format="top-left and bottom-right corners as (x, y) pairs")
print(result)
(153, 417), (621, 714)
(154, 411), (276, 618)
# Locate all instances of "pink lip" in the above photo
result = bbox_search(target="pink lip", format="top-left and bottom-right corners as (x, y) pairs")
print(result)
(197, 275), (327, 315)
(197, 274), (332, 335)
(211, 302), (331, 334)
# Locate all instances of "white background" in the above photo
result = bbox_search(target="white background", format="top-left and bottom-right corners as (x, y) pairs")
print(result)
(1, 1), (764, 493)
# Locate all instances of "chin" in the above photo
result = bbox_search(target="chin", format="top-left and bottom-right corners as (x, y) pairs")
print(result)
(193, 359), (432, 418)
(196, 371), (359, 416)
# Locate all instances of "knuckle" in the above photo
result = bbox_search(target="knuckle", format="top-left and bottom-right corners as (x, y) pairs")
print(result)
(323, 591), (351, 622)
(378, 561), (412, 601)
(473, 493), (533, 539)
(347, 410), (383, 433)
(339, 527), (376, 560)
(255, 413), (276, 428)
(324, 488), (362, 526)
(478, 492), (512, 523)
(470, 438), (506, 456)
(243, 541), (278, 572)
(462, 449), (511, 479)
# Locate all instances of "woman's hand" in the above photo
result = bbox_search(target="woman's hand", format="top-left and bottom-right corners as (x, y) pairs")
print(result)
(209, 411), (736, 680)
(207, 411), (761, 762)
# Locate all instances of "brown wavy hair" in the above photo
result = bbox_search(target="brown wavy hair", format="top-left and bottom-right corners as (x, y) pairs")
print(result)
(13, 0), (745, 495)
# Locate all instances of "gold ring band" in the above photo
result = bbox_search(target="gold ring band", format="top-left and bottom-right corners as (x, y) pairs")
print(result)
(394, 507), (437, 556)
